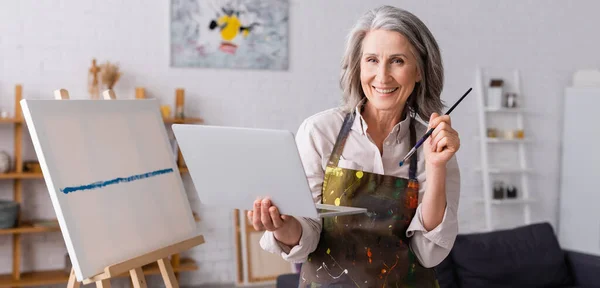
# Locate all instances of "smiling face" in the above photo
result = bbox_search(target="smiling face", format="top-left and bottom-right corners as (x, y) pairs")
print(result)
(360, 29), (421, 114)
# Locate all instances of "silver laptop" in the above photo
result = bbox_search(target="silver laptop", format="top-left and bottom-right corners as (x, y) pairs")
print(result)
(171, 124), (367, 219)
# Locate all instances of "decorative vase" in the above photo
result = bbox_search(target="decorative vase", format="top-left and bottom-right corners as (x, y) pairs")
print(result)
(0, 151), (10, 173)
(507, 185), (518, 198)
(493, 181), (504, 199)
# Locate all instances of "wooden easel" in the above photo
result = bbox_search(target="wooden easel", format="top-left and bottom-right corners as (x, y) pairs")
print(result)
(53, 88), (205, 288)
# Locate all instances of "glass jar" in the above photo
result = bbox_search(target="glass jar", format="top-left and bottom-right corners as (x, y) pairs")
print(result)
(493, 181), (505, 199)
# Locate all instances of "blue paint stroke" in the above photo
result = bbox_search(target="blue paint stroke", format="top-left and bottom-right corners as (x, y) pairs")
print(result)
(60, 168), (174, 194)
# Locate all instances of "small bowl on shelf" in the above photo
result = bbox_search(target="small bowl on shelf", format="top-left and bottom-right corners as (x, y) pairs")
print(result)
(0, 200), (19, 229)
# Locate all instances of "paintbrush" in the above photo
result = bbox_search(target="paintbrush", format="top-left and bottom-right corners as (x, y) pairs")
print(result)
(398, 87), (472, 167)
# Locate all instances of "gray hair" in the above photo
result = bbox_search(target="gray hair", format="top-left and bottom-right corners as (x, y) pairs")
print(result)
(340, 5), (444, 120)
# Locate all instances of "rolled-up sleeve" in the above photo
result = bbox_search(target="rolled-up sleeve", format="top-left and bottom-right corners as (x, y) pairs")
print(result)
(406, 155), (460, 268)
(260, 217), (321, 263)
(259, 118), (324, 263)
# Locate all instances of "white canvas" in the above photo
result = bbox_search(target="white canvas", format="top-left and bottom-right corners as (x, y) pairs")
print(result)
(20, 99), (198, 281)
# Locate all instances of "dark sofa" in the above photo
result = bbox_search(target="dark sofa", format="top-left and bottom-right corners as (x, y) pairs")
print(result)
(435, 222), (600, 288)
(277, 222), (600, 288)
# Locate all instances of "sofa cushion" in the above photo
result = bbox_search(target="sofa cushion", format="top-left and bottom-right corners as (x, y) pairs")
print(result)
(434, 254), (459, 288)
(277, 273), (300, 288)
(450, 223), (572, 288)
(565, 250), (600, 287)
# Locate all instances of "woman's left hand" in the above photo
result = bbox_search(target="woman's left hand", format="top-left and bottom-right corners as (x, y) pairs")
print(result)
(424, 113), (460, 167)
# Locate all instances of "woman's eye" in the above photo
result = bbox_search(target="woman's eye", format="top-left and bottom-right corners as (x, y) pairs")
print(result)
(392, 58), (404, 64)
(366, 58), (377, 63)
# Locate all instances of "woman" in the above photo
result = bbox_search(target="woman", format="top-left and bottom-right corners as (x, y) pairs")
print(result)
(249, 5), (460, 287)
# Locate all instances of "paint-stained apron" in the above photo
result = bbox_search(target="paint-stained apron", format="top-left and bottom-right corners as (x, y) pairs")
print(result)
(299, 111), (439, 288)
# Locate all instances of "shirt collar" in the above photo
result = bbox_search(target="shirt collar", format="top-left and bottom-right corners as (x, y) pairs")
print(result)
(351, 98), (412, 143)
(351, 98), (368, 135)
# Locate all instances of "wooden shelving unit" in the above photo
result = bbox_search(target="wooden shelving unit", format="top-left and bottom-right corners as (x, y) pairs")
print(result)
(163, 117), (204, 124)
(0, 85), (204, 287)
(0, 172), (44, 180)
(0, 118), (22, 124)
(0, 222), (60, 235)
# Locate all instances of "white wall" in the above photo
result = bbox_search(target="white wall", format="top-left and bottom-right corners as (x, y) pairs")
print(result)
(1, 0), (599, 286)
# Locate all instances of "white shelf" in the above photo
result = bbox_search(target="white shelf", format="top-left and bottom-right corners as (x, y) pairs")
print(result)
(476, 68), (532, 231)
(477, 198), (536, 205)
(475, 168), (532, 174)
(484, 107), (526, 113)
(476, 137), (531, 143)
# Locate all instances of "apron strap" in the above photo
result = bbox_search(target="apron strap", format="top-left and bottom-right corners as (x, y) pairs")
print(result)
(326, 110), (419, 180)
(408, 116), (418, 180)
(326, 111), (355, 167)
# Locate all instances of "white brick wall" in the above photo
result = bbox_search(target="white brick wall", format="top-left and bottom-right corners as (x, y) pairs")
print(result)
(1, 0), (599, 286)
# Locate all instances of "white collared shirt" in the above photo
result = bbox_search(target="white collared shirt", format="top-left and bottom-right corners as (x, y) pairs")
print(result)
(260, 104), (460, 268)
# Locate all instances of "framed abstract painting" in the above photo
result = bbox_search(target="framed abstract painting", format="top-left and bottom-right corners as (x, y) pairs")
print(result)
(170, 0), (289, 70)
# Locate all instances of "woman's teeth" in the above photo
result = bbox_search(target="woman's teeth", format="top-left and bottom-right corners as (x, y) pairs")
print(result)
(375, 87), (398, 94)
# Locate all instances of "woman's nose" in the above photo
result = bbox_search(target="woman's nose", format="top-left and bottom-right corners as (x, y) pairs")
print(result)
(376, 63), (391, 83)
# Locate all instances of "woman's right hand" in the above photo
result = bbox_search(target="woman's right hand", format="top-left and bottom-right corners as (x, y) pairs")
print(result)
(247, 198), (302, 247)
